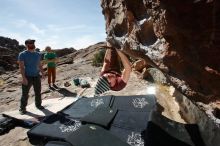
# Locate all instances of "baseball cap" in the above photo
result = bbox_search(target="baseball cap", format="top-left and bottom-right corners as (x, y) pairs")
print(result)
(94, 76), (110, 96)
(25, 39), (35, 45)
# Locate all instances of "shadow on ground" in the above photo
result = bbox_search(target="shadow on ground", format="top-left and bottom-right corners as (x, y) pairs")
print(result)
(56, 88), (77, 97)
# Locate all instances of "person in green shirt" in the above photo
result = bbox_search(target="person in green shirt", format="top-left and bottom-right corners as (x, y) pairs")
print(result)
(44, 46), (57, 88)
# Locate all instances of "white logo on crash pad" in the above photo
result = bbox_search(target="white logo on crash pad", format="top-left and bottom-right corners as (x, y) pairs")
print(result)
(91, 99), (104, 107)
(59, 120), (81, 133)
(132, 98), (148, 108)
(127, 132), (144, 146)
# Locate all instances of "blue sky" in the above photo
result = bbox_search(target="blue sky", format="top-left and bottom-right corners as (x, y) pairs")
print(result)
(0, 0), (106, 50)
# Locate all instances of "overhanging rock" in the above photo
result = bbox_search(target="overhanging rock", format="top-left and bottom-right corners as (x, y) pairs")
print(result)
(100, 0), (220, 103)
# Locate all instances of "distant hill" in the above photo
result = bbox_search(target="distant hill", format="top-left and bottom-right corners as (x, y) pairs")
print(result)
(41, 48), (77, 58)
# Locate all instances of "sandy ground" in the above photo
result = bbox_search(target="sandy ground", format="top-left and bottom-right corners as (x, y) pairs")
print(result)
(0, 54), (185, 146)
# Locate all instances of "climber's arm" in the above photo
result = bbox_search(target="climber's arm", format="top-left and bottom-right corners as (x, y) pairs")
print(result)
(101, 48), (112, 72)
(116, 49), (131, 83)
(123, 48), (158, 69)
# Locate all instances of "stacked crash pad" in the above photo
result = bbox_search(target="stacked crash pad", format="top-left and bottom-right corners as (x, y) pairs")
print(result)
(28, 95), (204, 146)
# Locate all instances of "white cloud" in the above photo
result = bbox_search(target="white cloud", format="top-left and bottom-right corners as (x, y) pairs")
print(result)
(47, 24), (86, 32)
(37, 40), (59, 50)
(68, 35), (104, 49)
(33, 35), (61, 50)
(13, 19), (45, 35)
(14, 19), (28, 28)
(0, 27), (105, 50)
(29, 23), (45, 35)
(1, 18), (105, 50)
(0, 28), (26, 45)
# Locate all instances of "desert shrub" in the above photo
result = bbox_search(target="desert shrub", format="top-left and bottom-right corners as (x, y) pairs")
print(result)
(92, 48), (106, 67)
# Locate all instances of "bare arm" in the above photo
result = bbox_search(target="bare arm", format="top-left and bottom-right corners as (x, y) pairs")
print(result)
(18, 61), (28, 85)
(123, 47), (158, 69)
(116, 49), (132, 83)
(101, 49), (111, 72)
(39, 62), (45, 78)
(42, 58), (58, 64)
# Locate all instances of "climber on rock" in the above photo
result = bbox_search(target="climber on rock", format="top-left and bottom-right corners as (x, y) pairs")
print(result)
(94, 39), (132, 96)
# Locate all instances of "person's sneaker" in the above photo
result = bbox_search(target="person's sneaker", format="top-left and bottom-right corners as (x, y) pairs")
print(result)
(52, 84), (58, 89)
(19, 109), (26, 115)
(49, 85), (55, 90)
(36, 105), (45, 110)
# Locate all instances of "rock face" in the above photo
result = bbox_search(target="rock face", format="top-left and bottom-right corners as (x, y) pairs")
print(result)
(100, 0), (220, 103)
(53, 48), (76, 57)
(0, 36), (25, 72)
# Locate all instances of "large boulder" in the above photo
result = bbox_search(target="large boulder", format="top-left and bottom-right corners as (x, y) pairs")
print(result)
(53, 48), (76, 57)
(100, 0), (220, 103)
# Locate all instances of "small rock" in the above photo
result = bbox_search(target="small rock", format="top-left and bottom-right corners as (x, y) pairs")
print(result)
(64, 81), (71, 87)
(132, 59), (147, 72)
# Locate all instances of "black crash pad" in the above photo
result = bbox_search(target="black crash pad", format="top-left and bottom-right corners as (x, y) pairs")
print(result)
(112, 95), (156, 112)
(45, 141), (72, 146)
(110, 125), (144, 146)
(112, 110), (150, 131)
(28, 114), (81, 145)
(65, 124), (130, 146)
(28, 95), (157, 146)
(61, 95), (113, 119)
(81, 106), (117, 128)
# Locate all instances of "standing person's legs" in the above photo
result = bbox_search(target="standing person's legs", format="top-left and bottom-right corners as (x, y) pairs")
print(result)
(51, 67), (56, 84)
(33, 76), (42, 108)
(47, 67), (52, 85)
(20, 77), (33, 112)
(107, 48), (121, 73)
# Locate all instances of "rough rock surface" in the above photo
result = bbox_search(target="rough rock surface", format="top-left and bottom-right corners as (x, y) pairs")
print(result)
(0, 36), (25, 72)
(53, 48), (76, 57)
(100, 0), (220, 103)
